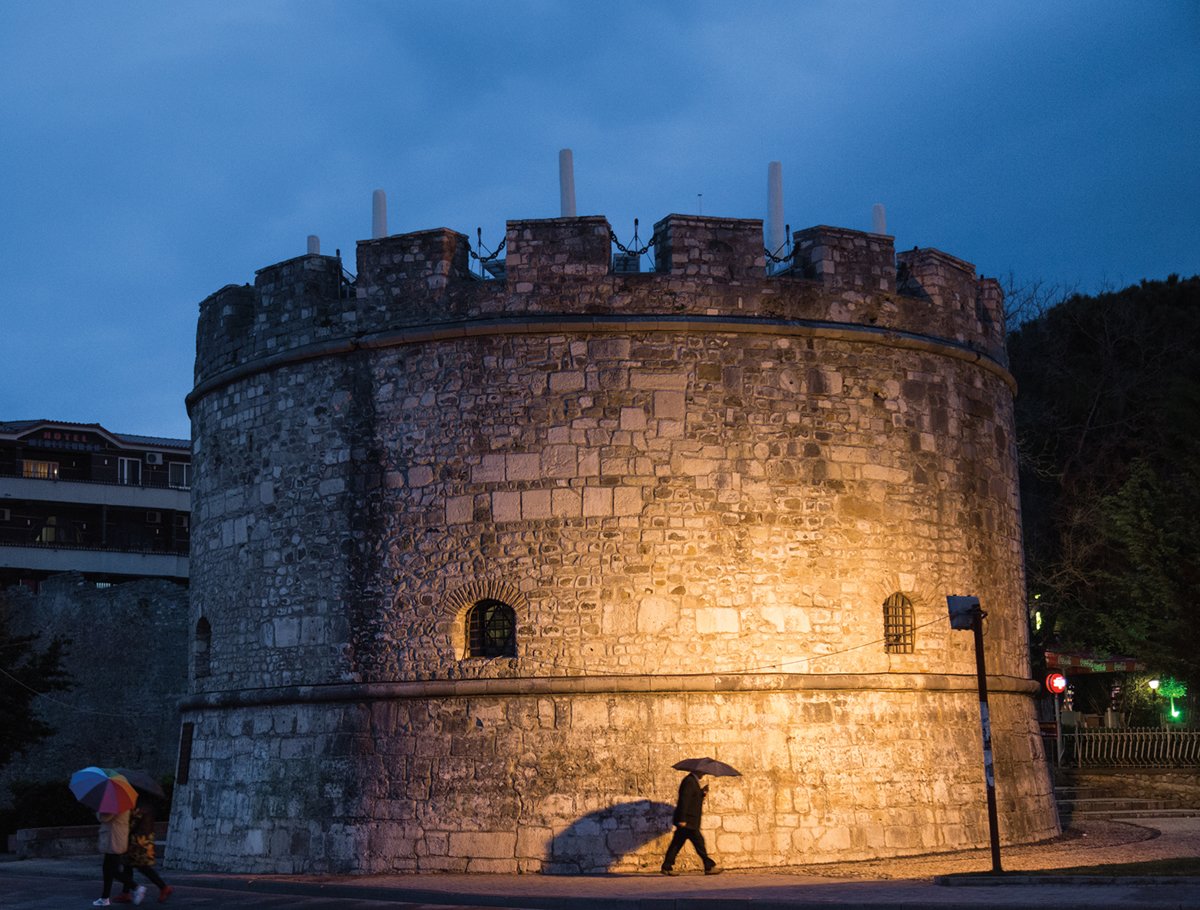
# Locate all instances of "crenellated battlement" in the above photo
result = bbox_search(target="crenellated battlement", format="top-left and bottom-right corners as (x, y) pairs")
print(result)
(194, 213), (1008, 393)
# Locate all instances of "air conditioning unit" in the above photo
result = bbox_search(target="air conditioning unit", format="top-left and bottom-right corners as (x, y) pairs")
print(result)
(145, 452), (164, 465)
(146, 511), (162, 524)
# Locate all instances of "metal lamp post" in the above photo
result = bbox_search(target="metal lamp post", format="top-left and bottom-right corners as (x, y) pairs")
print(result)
(947, 594), (1003, 874)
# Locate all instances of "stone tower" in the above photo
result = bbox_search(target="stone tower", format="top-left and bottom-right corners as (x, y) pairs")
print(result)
(168, 213), (1057, 873)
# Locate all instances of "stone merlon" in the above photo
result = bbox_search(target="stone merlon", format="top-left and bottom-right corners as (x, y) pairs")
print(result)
(194, 214), (1007, 394)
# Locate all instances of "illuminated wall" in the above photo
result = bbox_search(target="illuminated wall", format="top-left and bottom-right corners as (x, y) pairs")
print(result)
(169, 214), (1057, 873)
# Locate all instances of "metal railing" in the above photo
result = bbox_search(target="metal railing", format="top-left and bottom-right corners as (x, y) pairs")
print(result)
(0, 527), (188, 555)
(0, 467), (190, 491)
(1062, 728), (1200, 767)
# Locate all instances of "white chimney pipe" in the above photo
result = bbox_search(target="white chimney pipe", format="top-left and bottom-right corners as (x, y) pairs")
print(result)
(767, 161), (785, 255)
(307, 235), (320, 255)
(559, 149), (577, 218)
(372, 189), (388, 239)
(872, 203), (887, 235)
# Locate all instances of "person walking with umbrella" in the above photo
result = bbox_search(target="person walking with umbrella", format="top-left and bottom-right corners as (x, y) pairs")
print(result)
(70, 767), (138, 906)
(111, 771), (174, 904)
(660, 757), (737, 876)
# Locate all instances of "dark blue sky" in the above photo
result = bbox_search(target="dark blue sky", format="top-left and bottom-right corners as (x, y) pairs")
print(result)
(2, 1), (1197, 439)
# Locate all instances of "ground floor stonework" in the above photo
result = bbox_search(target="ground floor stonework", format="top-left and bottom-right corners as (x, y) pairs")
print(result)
(166, 674), (1058, 873)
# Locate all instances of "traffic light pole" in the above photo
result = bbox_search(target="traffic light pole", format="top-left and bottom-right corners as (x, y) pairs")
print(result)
(971, 607), (1004, 874)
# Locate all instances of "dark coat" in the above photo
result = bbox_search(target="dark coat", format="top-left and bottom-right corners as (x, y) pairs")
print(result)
(672, 773), (706, 827)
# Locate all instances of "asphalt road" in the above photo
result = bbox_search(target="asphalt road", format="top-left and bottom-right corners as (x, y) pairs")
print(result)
(0, 873), (519, 910)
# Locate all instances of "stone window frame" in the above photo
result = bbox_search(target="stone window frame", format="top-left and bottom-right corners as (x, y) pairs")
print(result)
(194, 616), (212, 678)
(445, 580), (527, 660)
(883, 592), (916, 654)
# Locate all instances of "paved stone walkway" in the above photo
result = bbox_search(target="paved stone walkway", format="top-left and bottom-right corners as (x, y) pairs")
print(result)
(3, 817), (1199, 909)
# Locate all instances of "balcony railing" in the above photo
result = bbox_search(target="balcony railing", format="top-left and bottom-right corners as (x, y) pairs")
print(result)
(0, 527), (188, 556)
(0, 467), (190, 491)
(1062, 728), (1200, 767)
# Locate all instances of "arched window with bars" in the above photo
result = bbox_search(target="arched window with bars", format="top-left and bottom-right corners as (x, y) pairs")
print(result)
(466, 599), (517, 658)
(883, 593), (915, 654)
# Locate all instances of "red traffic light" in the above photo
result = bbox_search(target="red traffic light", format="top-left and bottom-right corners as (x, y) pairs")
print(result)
(1045, 672), (1067, 694)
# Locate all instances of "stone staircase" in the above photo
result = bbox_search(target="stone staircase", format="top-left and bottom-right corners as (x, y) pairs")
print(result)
(1054, 768), (1200, 825)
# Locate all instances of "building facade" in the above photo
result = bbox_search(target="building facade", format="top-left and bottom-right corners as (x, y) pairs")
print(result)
(0, 421), (191, 796)
(170, 214), (1057, 874)
(0, 420), (190, 589)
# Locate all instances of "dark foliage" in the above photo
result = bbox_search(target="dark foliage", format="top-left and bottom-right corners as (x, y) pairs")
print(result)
(0, 774), (174, 846)
(0, 779), (96, 844)
(0, 601), (73, 771)
(1009, 275), (1200, 683)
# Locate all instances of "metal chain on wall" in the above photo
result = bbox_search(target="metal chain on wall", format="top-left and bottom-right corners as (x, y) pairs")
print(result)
(469, 228), (507, 278)
(765, 224), (793, 265)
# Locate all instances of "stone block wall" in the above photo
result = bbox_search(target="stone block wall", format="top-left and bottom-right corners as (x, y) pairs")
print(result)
(652, 215), (765, 282)
(898, 247), (1005, 356)
(0, 574), (187, 800)
(194, 284), (255, 381)
(506, 217), (611, 287)
(1059, 768), (1200, 803)
(169, 683), (1053, 874)
(186, 330), (1027, 691)
(792, 225), (896, 294)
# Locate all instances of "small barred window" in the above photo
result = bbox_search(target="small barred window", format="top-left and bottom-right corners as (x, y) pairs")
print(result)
(467, 599), (517, 658)
(883, 593), (915, 654)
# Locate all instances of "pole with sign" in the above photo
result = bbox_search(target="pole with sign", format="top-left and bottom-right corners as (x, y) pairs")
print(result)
(947, 595), (1002, 874)
(1046, 673), (1067, 766)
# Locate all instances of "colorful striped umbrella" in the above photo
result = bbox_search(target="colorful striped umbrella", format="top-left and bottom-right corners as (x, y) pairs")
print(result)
(68, 766), (138, 814)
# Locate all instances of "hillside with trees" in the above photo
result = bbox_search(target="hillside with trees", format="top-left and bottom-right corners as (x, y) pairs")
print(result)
(1009, 275), (1200, 686)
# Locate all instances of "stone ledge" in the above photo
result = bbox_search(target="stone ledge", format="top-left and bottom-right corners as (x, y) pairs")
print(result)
(179, 672), (1040, 711)
(14, 822), (168, 859)
(186, 312), (1015, 414)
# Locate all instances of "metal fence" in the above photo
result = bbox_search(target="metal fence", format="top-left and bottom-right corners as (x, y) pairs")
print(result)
(1063, 728), (1200, 767)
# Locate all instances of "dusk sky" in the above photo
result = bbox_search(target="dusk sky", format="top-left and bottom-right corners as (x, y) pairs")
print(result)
(2, 1), (1197, 441)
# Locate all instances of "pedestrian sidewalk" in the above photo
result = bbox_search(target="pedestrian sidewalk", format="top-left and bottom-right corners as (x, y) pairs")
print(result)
(3, 816), (1200, 909)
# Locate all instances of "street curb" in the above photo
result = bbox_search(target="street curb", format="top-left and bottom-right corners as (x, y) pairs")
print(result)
(936, 872), (1200, 886)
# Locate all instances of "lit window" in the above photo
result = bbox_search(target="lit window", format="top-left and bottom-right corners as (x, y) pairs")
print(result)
(21, 460), (58, 480)
(883, 592), (915, 654)
(467, 599), (517, 658)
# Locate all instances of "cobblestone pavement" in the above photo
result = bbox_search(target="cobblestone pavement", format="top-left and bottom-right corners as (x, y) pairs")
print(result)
(2, 817), (1199, 909)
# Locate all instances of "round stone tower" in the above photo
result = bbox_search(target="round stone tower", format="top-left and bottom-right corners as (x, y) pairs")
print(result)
(169, 213), (1057, 874)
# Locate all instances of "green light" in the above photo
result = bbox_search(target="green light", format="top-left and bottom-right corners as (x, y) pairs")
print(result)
(1034, 610), (1042, 631)
(1160, 678), (1187, 700)
(1149, 678), (1186, 723)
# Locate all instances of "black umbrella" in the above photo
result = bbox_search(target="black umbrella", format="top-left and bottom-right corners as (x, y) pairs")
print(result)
(115, 768), (166, 798)
(672, 757), (742, 777)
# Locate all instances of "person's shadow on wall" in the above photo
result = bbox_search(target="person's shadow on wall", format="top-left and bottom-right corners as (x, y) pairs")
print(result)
(545, 800), (674, 874)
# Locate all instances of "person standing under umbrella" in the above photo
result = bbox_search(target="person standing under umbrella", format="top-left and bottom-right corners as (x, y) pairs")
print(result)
(660, 770), (721, 876)
(94, 808), (136, 906)
(70, 768), (139, 907)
